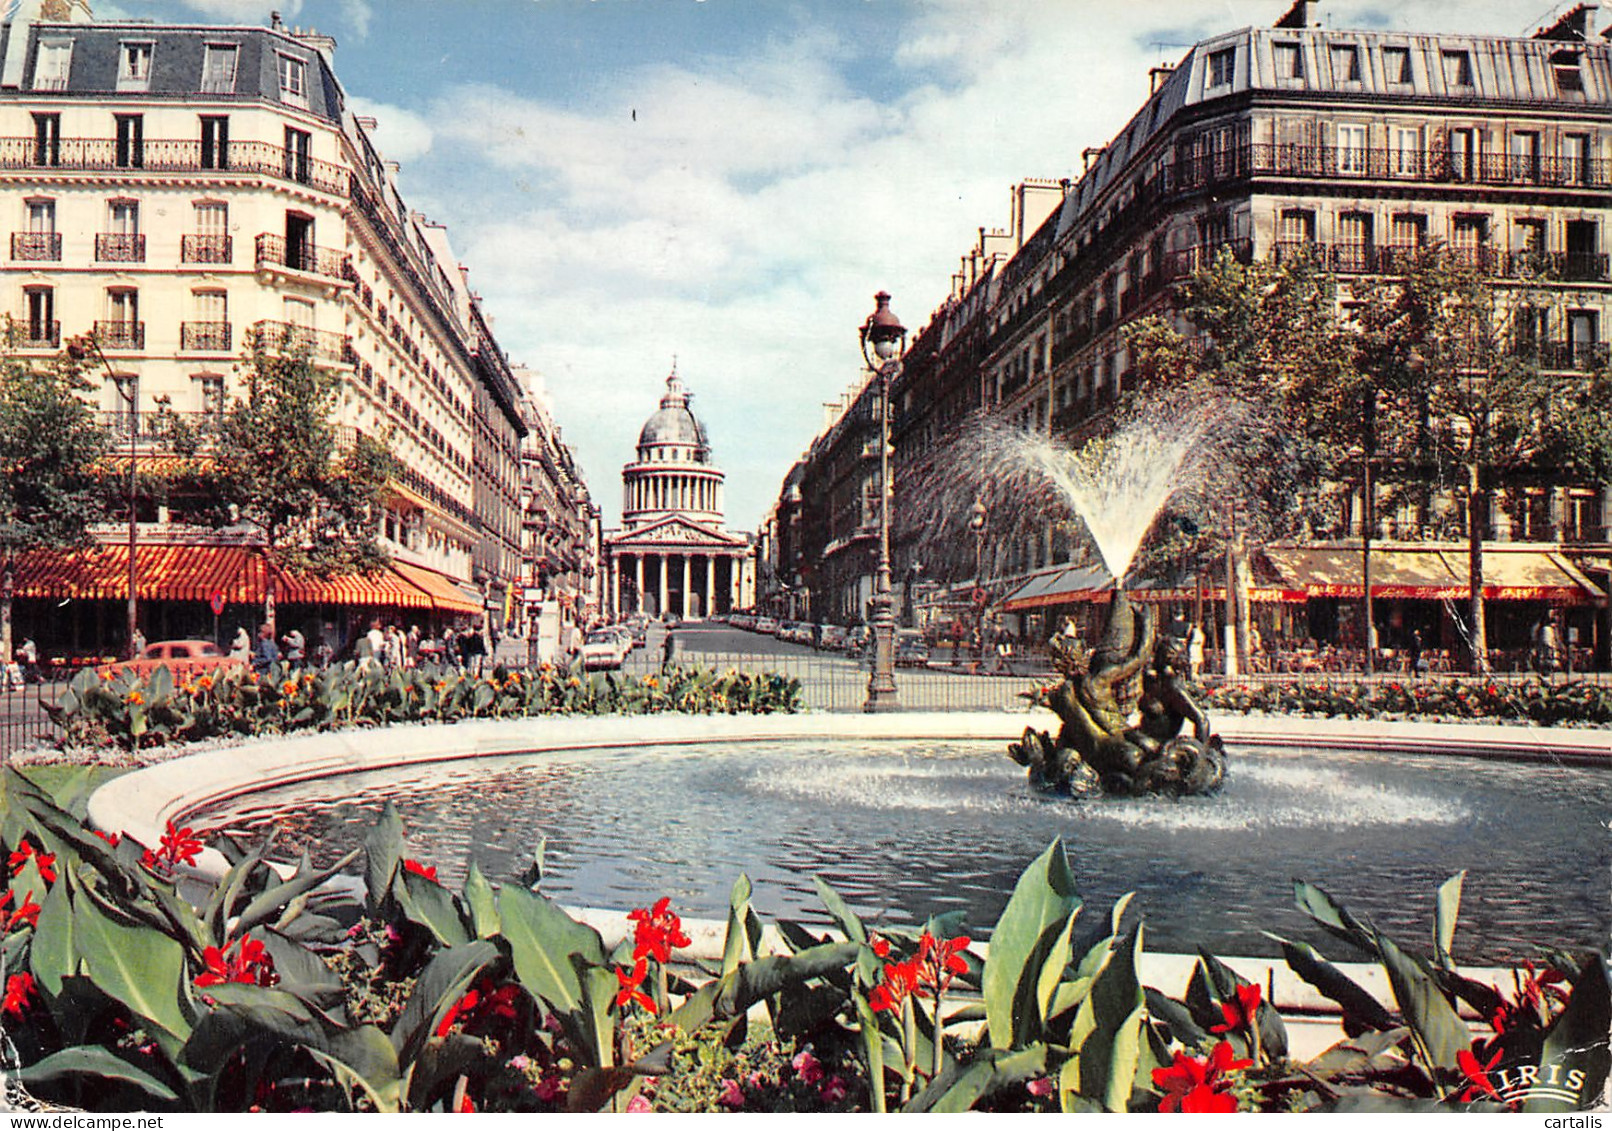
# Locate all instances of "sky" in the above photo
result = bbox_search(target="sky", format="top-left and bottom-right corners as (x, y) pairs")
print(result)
(98, 0), (1585, 532)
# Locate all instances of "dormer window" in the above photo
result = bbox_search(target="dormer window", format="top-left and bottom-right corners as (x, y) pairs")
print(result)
(1274, 42), (1303, 81)
(1330, 44), (1360, 82)
(33, 39), (71, 91)
(1207, 48), (1235, 88)
(201, 44), (238, 93)
(1383, 46), (1412, 84)
(118, 42), (153, 91)
(277, 53), (308, 106)
(1442, 49), (1473, 87)
(1552, 48), (1584, 93)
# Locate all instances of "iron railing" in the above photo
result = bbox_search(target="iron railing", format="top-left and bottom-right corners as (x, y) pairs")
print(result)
(181, 233), (232, 264)
(0, 137), (351, 195)
(0, 673), (70, 762)
(15, 320), (59, 349)
(93, 320), (144, 349)
(180, 321), (232, 352)
(10, 231), (60, 260)
(1169, 143), (1611, 194)
(96, 408), (221, 444)
(94, 233), (145, 262)
(250, 319), (350, 362)
(254, 233), (351, 280)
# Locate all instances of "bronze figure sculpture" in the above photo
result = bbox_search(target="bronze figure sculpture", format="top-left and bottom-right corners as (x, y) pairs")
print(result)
(1008, 591), (1226, 797)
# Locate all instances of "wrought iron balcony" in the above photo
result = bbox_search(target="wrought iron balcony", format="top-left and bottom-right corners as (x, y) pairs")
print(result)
(13, 320), (59, 349)
(93, 320), (144, 350)
(0, 137), (351, 196)
(254, 233), (351, 280)
(181, 234), (232, 264)
(180, 321), (232, 351)
(250, 319), (350, 363)
(10, 231), (60, 260)
(94, 233), (145, 262)
(97, 409), (222, 445)
(1519, 340), (1612, 372)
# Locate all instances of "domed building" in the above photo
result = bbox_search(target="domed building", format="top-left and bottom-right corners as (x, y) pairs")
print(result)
(604, 368), (751, 619)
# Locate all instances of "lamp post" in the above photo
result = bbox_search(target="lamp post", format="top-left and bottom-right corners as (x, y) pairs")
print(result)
(970, 499), (987, 670)
(68, 335), (139, 659)
(860, 291), (904, 713)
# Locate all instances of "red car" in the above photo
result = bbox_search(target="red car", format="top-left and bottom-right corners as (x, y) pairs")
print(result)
(98, 640), (245, 681)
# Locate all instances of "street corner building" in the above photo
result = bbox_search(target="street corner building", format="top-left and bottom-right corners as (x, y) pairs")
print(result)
(0, 0), (599, 662)
(762, 0), (1612, 672)
(604, 367), (753, 621)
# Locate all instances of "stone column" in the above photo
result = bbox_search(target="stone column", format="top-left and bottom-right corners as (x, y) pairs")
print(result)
(1548, 487), (1565, 542)
(611, 555), (621, 617)
(658, 554), (669, 619)
(682, 555), (692, 618)
(634, 555), (645, 615)
(705, 554), (715, 618)
(732, 555), (743, 611)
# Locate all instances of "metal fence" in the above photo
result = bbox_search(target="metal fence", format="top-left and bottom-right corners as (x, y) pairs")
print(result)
(0, 674), (68, 761)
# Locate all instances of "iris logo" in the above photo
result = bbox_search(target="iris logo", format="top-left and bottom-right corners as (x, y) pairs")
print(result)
(1490, 1064), (1589, 1107)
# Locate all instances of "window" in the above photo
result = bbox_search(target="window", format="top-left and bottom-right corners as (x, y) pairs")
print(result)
(1452, 215), (1489, 269)
(1447, 128), (1475, 180)
(1562, 134), (1590, 185)
(1390, 212), (1426, 248)
(31, 113), (60, 166)
(1207, 48), (1235, 88)
(117, 42), (152, 91)
(33, 40), (71, 91)
(1514, 218), (1547, 255)
(200, 44), (238, 93)
(114, 114), (144, 168)
(195, 201), (227, 234)
(1567, 310), (1599, 367)
(1337, 212), (1374, 271)
(1442, 50), (1472, 87)
(200, 115), (229, 169)
(277, 53), (308, 104)
(108, 199), (140, 236)
(1514, 305), (1548, 354)
(1383, 46), (1412, 84)
(1390, 125), (1422, 176)
(196, 375), (226, 416)
(1552, 48), (1583, 93)
(187, 291), (230, 352)
(1274, 42), (1303, 80)
(1330, 45), (1360, 82)
(194, 290), (227, 323)
(106, 287), (140, 329)
(283, 127), (311, 184)
(1336, 123), (1367, 175)
(23, 287), (55, 347)
(27, 199), (55, 234)
(1277, 208), (1315, 261)
(284, 296), (315, 327)
(1510, 131), (1540, 181)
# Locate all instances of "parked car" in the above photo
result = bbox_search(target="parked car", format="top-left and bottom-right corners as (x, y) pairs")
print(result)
(895, 629), (932, 667)
(609, 625), (638, 653)
(98, 640), (244, 681)
(581, 631), (627, 670)
(817, 624), (848, 650)
(845, 625), (871, 654)
(755, 617), (779, 635)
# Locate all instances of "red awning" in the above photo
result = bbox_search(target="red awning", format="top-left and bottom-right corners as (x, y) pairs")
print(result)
(392, 561), (484, 615)
(1263, 544), (1604, 604)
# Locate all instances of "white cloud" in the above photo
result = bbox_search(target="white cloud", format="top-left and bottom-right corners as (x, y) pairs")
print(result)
(349, 96), (434, 163)
(174, 0), (300, 25)
(337, 0), (370, 39)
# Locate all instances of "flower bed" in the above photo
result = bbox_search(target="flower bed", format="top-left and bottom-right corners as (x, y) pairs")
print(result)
(1200, 677), (1612, 727)
(0, 766), (1604, 1113)
(43, 661), (804, 751)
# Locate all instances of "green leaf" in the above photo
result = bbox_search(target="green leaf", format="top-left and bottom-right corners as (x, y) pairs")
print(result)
(462, 862), (501, 939)
(307, 1025), (402, 1114)
(399, 867), (470, 947)
(1524, 953), (1611, 1113)
(19, 1046), (178, 1102)
(233, 848), (360, 938)
(498, 886), (606, 1061)
(389, 939), (499, 1068)
(1292, 880), (1377, 957)
(29, 877), (75, 996)
(1432, 871), (1465, 970)
(904, 1043), (1048, 1113)
(362, 803), (405, 918)
(983, 839), (1081, 1050)
(73, 894), (191, 1041)
(812, 875), (868, 945)
(669, 941), (859, 1034)
(1069, 925), (1144, 1109)
(1274, 935), (1397, 1033)
(1375, 932), (1468, 1075)
(853, 991), (887, 1114)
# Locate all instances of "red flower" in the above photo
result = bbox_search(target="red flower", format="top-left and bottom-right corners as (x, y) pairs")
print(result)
(615, 959), (656, 1014)
(93, 829), (121, 848)
(6, 891), (41, 933)
(8, 841), (56, 885)
(1457, 1044), (1506, 1104)
(1152, 1041), (1251, 1113)
(141, 821), (205, 875)
(915, 931), (972, 997)
(402, 858), (438, 882)
(868, 955), (922, 1013)
(194, 935), (277, 988)
(627, 897), (691, 964)
(2, 973), (35, 1016)
(870, 936), (891, 959)
(436, 978), (522, 1037)
(1211, 981), (1263, 1035)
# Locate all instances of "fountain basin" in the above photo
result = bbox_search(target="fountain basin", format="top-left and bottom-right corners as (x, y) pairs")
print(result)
(87, 711), (1611, 967)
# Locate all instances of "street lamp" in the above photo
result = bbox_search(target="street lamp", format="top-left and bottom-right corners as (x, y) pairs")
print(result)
(67, 335), (139, 659)
(970, 499), (987, 670)
(859, 290), (905, 713)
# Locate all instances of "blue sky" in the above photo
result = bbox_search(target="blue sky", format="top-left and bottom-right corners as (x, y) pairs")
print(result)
(101, 0), (1579, 531)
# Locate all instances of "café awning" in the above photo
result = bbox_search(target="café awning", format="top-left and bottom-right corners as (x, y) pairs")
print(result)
(1263, 544), (1603, 604)
(999, 564), (1114, 612)
(392, 561), (485, 615)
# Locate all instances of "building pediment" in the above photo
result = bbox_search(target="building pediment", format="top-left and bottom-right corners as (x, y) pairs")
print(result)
(607, 515), (746, 551)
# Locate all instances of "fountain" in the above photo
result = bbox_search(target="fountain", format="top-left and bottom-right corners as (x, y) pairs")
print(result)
(955, 403), (1230, 797)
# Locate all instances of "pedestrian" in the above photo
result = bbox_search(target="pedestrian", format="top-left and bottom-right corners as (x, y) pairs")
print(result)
(252, 624), (280, 673)
(130, 627), (146, 658)
(406, 625), (421, 668)
(365, 620), (385, 668)
(229, 625), (251, 664)
(1537, 618), (1561, 675)
(464, 627), (487, 676)
(17, 637), (39, 684)
(662, 625), (678, 672)
(1409, 628), (1427, 678)
(1186, 623), (1205, 681)
(281, 626), (305, 666)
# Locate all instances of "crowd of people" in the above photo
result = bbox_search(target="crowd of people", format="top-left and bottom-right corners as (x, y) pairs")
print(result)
(230, 620), (498, 676)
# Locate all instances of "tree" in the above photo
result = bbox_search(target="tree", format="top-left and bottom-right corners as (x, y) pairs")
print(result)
(1352, 247), (1612, 672)
(0, 326), (109, 666)
(179, 339), (397, 635)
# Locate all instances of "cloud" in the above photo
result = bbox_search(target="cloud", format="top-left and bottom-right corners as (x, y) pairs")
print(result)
(337, 0), (370, 39)
(174, 0), (300, 24)
(349, 96), (434, 163)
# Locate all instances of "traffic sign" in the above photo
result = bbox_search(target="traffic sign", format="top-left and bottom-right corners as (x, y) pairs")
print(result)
(971, 587), (989, 606)
(209, 591), (226, 617)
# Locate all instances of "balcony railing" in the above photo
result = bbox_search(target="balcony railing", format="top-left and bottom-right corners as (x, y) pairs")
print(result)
(13, 320), (59, 349)
(97, 409), (222, 445)
(94, 233), (145, 262)
(1515, 340), (1611, 372)
(181, 233), (232, 264)
(250, 319), (350, 362)
(1169, 143), (1611, 194)
(254, 233), (351, 280)
(93, 320), (144, 350)
(1267, 241), (1610, 283)
(10, 231), (60, 260)
(180, 321), (232, 351)
(0, 137), (351, 196)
